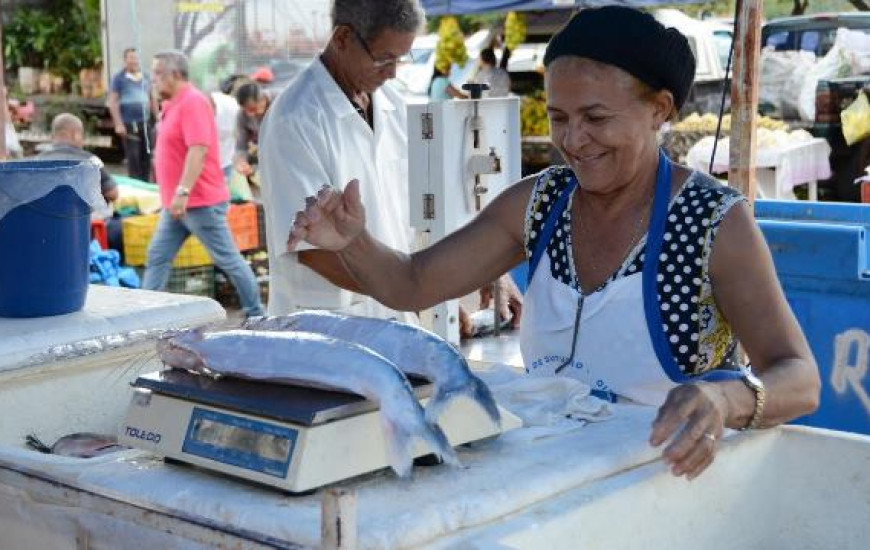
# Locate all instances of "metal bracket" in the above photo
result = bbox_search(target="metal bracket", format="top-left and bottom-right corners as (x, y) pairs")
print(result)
(423, 193), (435, 220)
(421, 112), (433, 140)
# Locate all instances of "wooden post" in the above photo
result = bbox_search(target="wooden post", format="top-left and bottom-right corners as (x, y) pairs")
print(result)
(729, 0), (764, 206)
(321, 487), (357, 550)
(0, 0), (7, 161)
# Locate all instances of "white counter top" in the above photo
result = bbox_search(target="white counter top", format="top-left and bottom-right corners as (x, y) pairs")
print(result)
(0, 286), (226, 373)
(0, 402), (662, 549)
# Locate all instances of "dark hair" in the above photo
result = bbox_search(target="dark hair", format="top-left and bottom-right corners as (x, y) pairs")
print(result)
(236, 82), (263, 106)
(480, 48), (497, 66)
(123, 48), (137, 59)
(544, 6), (695, 110)
(221, 74), (249, 96)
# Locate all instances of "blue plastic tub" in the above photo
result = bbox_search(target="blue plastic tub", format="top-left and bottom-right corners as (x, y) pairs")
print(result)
(756, 200), (870, 435)
(0, 160), (98, 317)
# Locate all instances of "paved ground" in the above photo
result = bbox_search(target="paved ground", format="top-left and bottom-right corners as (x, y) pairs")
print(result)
(105, 160), (250, 327)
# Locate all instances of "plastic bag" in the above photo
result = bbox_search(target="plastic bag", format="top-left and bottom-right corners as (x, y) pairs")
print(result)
(841, 92), (870, 145)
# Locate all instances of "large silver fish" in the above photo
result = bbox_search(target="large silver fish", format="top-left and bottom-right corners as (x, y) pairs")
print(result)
(243, 312), (501, 426)
(156, 329), (460, 477)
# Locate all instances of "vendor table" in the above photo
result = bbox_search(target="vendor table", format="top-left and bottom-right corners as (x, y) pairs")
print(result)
(0, 285), (225, 373)
(1, 295), (869, 549)
(686, 136), (831, 201)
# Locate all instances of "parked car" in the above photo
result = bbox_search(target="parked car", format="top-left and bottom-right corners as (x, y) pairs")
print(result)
(653, 9), (731, 115)
(762, 12), (870, 57)
(709, 20), (735, 69)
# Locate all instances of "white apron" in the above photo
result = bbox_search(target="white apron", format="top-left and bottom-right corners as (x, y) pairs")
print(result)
(520, 253), (677, 407)
(519, 150), (743, 406)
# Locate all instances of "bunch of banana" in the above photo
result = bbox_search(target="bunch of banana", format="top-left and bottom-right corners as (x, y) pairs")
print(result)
(521, 91), (549, 137)
(757, 116), (789, 131)
(671, 113), (730, 133)
(435, 17), (468, 74)
(505, 12), (527, 51)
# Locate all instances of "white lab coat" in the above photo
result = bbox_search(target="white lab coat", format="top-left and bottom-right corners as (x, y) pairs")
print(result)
(259, 58), (414, 320)
(210, 91), (240, 170)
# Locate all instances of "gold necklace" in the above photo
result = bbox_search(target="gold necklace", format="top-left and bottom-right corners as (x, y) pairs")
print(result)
(555, 190), (652, 376)
(577, 189), (652, 292)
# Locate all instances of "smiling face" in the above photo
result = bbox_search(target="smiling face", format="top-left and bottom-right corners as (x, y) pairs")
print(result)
(545, 57), (673, 195)
(334, 26), (416, 94)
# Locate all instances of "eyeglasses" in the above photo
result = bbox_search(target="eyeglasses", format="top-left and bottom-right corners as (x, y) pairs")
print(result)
(350, 26), (413, 69)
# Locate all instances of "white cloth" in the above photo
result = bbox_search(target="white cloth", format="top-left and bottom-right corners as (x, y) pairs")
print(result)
(5, 122), (22, 157)
(210, 91), (240, 170)
(686, 134), (831, 199)
(259, 58), (415, 320)
(519, 253), (677, 407)
(480, 364), (613, 426)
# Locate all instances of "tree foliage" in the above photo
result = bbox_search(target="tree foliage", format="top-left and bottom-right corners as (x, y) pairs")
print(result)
(2, 0), (102, 88)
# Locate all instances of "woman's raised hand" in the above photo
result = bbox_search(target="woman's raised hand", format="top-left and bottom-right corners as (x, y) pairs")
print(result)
(287, 179), (366, 252)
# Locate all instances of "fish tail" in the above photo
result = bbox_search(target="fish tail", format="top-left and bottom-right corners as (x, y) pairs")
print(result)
(424, 421), (462, 468)
(381, 410), (462, 475)
(425, 376), (502, 428)
(380, 416), (415, 478)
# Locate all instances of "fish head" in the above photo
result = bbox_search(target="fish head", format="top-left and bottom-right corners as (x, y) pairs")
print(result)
(156, 328), (207, 371)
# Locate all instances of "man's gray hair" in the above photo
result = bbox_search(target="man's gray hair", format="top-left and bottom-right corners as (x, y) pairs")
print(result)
(154, 50), (190, 80)
(51, 113), (83, 137)
(331, 0), (425, 41)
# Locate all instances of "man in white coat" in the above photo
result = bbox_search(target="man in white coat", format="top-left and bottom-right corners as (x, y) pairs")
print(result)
(260, 0), (521, 333)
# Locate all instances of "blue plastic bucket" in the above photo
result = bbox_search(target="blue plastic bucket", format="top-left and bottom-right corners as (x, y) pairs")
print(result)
(0, 160), (98, 317)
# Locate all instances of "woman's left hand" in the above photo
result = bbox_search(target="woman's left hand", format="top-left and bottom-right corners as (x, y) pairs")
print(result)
(649, 382), (730, 480)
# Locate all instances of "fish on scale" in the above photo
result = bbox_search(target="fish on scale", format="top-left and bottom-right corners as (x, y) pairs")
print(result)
(244, 311), (502, 426)
(157, 328), (461, 477)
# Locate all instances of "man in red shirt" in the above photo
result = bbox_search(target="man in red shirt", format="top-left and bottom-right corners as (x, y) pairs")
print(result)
(143, 50), (263, 317)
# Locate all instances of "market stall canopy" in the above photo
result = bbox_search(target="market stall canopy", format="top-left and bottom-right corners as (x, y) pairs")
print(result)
(421, 0), (700, 15)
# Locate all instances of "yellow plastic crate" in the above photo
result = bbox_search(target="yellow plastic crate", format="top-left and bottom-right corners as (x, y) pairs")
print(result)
(122, 214), (213, 268)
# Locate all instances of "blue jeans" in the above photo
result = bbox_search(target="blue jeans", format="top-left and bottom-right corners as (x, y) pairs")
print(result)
(142, 202), (264, 316)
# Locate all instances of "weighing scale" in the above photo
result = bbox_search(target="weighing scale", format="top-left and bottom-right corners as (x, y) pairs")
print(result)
(119, 369), (521, 493)
(408, 93), (521, 345)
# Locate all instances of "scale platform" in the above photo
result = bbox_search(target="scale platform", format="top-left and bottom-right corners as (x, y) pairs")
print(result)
(119, 369), (520, 493)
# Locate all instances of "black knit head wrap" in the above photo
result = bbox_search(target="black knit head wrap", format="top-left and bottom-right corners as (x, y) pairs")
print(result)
(543, 6), (696, 110)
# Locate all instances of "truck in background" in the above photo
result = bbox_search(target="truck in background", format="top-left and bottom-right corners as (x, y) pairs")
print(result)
(654, 9), (732, 116)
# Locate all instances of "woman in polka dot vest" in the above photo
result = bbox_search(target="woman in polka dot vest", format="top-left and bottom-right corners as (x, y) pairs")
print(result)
(287, 6), (820, 480)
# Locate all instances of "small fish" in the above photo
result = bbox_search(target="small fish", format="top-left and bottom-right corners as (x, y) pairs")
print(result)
(26, 433), (128, 458)
(243, 312), (501, 426)
(157, 328), (460, 477)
